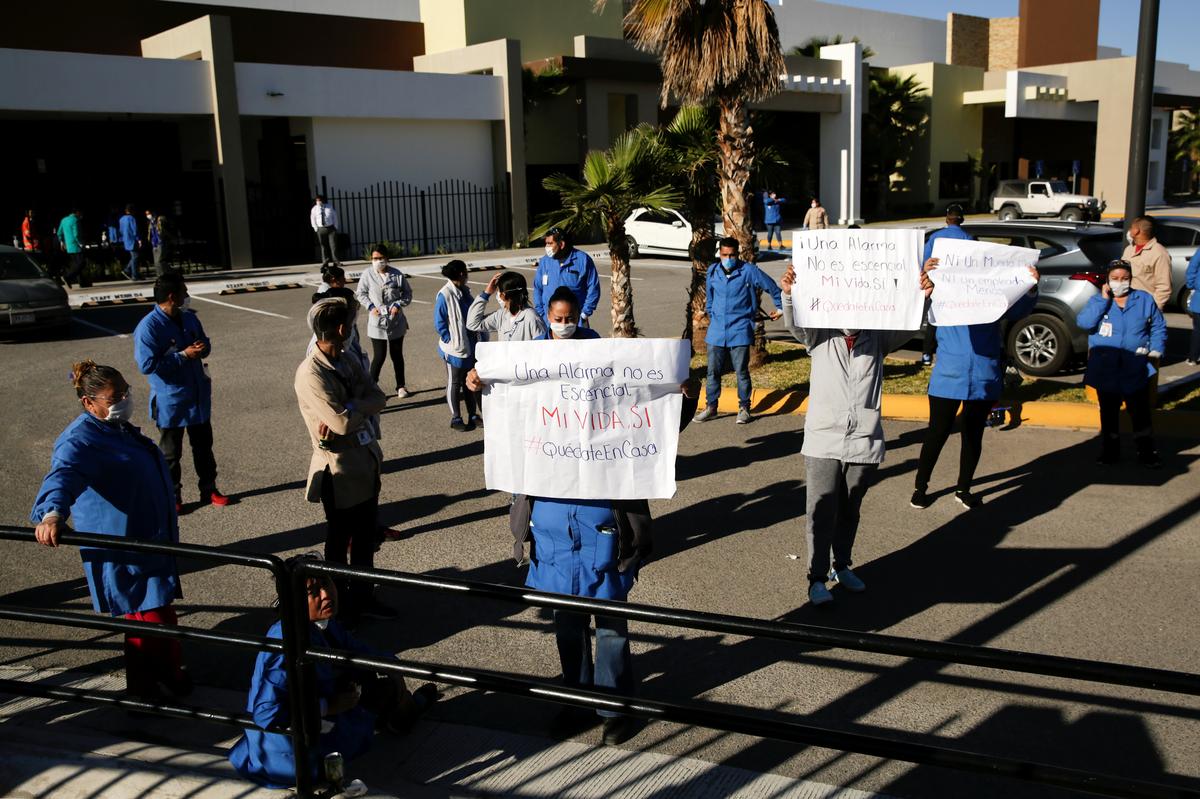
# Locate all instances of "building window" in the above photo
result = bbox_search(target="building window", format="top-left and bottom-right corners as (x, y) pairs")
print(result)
(1148, 161), (1160, 191)
(1150, 118), (1163, 151)
(938, 161), (972, 200)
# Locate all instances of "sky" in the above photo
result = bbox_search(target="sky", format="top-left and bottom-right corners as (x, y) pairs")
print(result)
(830, 0), (1200, 68)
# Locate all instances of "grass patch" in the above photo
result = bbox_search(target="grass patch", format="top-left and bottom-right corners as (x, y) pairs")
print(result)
(1162, 383), (1200, 412)
(692, 340), (1091, 403)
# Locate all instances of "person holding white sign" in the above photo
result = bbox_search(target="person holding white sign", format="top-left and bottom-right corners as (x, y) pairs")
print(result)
(919, 204), (973, 366)
(781, 264), (930, 606)
(910, 248), (1039, 511)
(1076, 260), (1166, 467)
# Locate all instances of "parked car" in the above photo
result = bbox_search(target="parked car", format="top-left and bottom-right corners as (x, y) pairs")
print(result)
(1100, 216), (1200, 311)
(990, 179), (1105, 222)
(924, 221), (1123, 376)
(623, 207), (753, 258)
(0, 246), (71, 335)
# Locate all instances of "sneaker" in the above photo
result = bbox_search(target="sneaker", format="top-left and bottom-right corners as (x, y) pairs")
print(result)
(736, 408), (752, 425)
(693, 406), (717, 423)
(450, 417), (466, 431)
(921, 354), (933, 366)
(1186, 359), (1198, 367)
(954, 490), (982, 510)
(359, 596), (399, 620)
(469, 414), (484, 429)
(910, 489), (932, 509)
(396, 387), (411, 399)
(206, 489), (231, 507)
(830, 568), (866, 592)
(808, 582), (833, 606)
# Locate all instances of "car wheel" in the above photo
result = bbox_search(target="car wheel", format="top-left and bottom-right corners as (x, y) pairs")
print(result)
(625, 235), (639, 259)
(1060, 208), (1082, 222)
(999, 206), (1020, 221)
(1007, 314), (1071, 377)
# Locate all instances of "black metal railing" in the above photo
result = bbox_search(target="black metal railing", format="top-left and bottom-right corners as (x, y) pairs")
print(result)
(3, 526), (1199, 799)
(318, 175), (513, 259)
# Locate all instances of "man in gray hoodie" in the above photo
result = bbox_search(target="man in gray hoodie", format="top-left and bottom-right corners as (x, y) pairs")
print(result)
(781, 264), (929, 606)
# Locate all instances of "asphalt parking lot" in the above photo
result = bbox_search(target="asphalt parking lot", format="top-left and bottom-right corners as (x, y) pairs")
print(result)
(1, 254), (1198, 797)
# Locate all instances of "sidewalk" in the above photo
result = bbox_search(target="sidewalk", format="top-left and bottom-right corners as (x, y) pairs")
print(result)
(0, 665), (890, 799)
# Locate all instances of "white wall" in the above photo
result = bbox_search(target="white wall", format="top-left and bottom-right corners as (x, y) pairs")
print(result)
(154, 0), (420, 21)
(236, 63), (504, 120)
(772, 0), (945, 67)
(0, 48), (211, 114)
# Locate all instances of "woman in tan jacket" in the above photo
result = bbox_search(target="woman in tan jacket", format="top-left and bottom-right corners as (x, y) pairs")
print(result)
(294, 297), (395, 622)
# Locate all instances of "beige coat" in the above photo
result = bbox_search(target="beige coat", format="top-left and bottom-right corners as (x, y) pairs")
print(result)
(803, 205), (829, 230)
(294, 346), (388, 509)
(1121, 238), (1172, 309)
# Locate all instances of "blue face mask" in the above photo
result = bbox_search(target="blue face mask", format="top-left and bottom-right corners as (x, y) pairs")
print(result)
(721, 256), (737, 270)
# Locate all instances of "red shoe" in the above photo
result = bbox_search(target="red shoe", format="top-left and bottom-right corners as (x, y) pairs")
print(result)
(380, 527), (406, 542)
(207, 490), (231, 507)
(175, 502), (183, 515)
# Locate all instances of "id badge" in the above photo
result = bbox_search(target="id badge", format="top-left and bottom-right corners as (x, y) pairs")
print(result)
(1099, 321), (1113, 338)
(542, 274), (549, 286)
(356, 428), (373, 446)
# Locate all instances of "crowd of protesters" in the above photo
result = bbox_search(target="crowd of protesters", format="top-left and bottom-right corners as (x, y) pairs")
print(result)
(16, 206), (174, 287)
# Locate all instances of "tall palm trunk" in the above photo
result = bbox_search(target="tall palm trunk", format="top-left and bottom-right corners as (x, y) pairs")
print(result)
(608, 218), (637, 337)
(716, 96), (767, 365)
(684, 214), (716, 354)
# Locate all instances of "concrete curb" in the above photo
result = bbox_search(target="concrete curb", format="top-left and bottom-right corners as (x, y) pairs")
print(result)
(698, 387), (1200, 437)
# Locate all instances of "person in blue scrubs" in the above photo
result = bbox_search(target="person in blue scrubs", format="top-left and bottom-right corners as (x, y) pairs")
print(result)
(434, 259), (483, 430)
(533, 227), (600, 325)
(230, 554), (436, 789)
(32, 359), (189, 698)
(1077, 260), (1167, 467)
(763, 191), (786, 249)
(919, 205), (974, 366)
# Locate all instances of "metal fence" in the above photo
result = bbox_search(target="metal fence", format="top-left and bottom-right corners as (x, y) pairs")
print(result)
(2, 525), (1199, 799)
(319, 176), (512, 260)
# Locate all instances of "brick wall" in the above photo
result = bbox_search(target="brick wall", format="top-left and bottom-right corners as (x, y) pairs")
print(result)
(988, 17), (1020, 71)
(947, 13), (989, 69)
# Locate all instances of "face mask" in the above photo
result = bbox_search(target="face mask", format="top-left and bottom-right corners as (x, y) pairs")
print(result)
(721, 256), (737, 270)
(181, 296), (192, 311)
(550, 321), (577, 339)
(372, 258), (386, 270)
(105, 393), (134, 423)
(545, 245), (556, 258)
(1109, 280), (1131, 297)
(812, 203), (818, 208)
(1126, 232), (1135, 245)
(314, 619), (329, 630)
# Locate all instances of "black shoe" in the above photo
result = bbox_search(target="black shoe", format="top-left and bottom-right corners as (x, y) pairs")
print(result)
(910, 489), (932, 509)
(1137, 449), (1163, 469)
(450, 417), (467, 431)
(954, 490), (982, 510)
(602, 715), (639, 746)
(358, 596), (399, 620)
(549, 705), (598, 738)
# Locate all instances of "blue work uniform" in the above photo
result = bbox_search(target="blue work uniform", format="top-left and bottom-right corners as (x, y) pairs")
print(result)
(533, 248), (601, 320)
(119, 214), (138, 251)
(704, 260), (783, 348)
(229, 619), (381, 789)
(30, 413), (180, 616)
(763, 194), (786, 224)
(1186, 249), (1200, 314)
(133, 306), (212, 428)
(1077, 290), (1167, 394)
(923, 223), (973, 262)
(928, 292), (1037, 401)
(433, 287), (479, 369)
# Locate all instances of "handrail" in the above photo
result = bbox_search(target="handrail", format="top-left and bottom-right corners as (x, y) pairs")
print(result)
(296, 560), (1200, 697)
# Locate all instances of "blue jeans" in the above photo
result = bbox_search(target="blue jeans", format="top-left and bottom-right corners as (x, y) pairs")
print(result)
(553, 610), (633, 717)
(766, 222), (783, 247)
(125, 249), (140, 280)
(706, 344), (751, 410)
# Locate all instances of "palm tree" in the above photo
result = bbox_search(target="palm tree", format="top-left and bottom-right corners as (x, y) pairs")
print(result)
(533, 128), (681, 337)
(864, 71), (928, 217)
(1170, 111), (1200, 194)
(790, 34), (876, 60)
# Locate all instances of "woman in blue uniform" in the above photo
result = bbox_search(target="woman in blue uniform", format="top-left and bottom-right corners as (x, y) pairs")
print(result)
(230, 554), (436, 789)
(31, 359), (188, 698)
(1077, 260), (1167, 466)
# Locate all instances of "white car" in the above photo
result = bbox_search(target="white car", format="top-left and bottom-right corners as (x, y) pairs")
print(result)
(622, 208), (749, 259)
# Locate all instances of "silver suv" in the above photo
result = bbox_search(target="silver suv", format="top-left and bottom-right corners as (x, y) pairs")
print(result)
(924, 222), (1123, 376)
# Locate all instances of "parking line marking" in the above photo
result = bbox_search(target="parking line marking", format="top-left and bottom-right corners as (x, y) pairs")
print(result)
(74, 318), (130, 338)
(190, 295), (290, 319)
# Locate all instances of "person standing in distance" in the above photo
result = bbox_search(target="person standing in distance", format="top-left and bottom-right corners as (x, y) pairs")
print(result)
(310, 194), (340, 269)
(356, 246), (414, 399)
(533, 227), (600, 327)
(57, 208), (85, 288)
(435, 259), (483, 431)
(694, 237), (783, 425)
(119, 204), (141, 281)
(1121, 216), (1171, 311)
(133, 272), (229, 512)
(763, 190), (787, 249)
(802, 197), (829, 231)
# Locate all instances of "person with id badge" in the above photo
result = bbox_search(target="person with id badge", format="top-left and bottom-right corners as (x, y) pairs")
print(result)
(295, 298), (396, 622)
(1077, 260), (1167, 467)
(533, 227), (600, 327)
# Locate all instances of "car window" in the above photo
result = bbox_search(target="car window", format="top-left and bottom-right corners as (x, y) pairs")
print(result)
(642, 210), (676, 225)
(975, 235), (1026, 247)
(0, 252), (45, 280)
(1030, 237), (1067, 259)
(1031, 185), (1049, 196)
(1079, 233), (1125, 267)
(1154, 224), (1198, 247)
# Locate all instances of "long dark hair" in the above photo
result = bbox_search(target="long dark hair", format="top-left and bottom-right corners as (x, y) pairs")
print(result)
(496, 270), (530, 315)
(71, 359), (122, 399)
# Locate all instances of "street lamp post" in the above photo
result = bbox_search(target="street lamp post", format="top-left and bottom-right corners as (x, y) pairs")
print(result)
(1123, 0), (1161, 223)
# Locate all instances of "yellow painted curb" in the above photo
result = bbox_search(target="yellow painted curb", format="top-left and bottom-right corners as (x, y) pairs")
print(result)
(696, 387), (1200, 436)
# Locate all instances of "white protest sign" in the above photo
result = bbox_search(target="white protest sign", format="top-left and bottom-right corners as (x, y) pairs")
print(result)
(789, 228), (925, 330)
(476, 338), (690, 500)
(927, 238), (1039, 326)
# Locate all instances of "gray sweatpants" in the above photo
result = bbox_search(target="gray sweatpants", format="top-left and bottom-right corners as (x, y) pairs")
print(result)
(804, 457), (876, 584)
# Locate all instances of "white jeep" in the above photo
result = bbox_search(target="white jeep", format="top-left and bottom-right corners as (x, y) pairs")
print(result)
(990, 179), (1105, 222)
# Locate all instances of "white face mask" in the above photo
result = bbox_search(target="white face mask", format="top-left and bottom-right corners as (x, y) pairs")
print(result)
(550, 321), (577, 339)
(545, 245), (557, 258)
(841, 328), (860, 336)
(105, 392), (134, 423)
(314, 618), (330, 630)
(181, 296), (192, 312)
(372, 258), (386, 271)
(1109, 280), (1131, 297)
